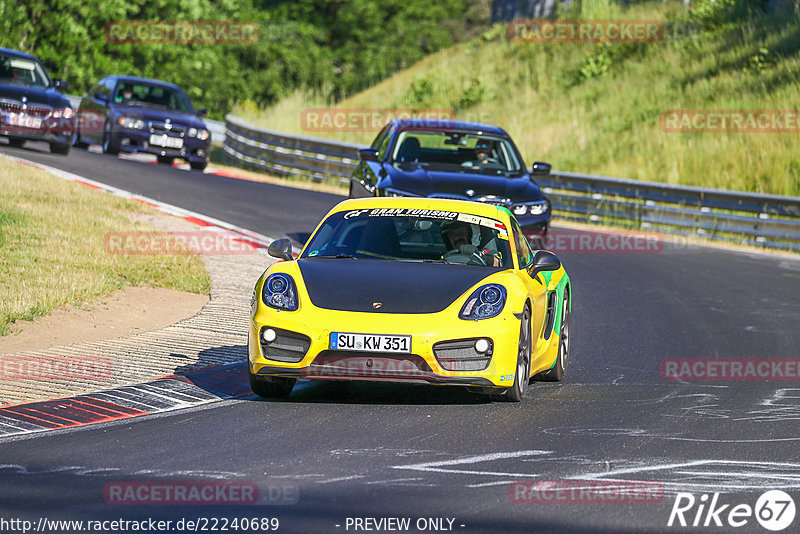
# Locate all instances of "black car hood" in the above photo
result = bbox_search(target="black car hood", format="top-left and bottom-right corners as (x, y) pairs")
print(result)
(111, 104), (204, 128)
(385, 165), (543, 202)
(297, 258), (494, 314)
(0, 83), (71, 108)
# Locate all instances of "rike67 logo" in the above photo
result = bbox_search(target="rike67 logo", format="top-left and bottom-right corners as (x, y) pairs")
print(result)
(668, 490), (795, 531)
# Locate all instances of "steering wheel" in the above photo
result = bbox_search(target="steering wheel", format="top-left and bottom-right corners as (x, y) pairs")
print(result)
(462, 157), (502, 168)
(443, 248), (488, 266)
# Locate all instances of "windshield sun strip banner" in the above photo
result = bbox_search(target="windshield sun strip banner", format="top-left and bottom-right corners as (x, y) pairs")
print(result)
(341, 209), (507, 236)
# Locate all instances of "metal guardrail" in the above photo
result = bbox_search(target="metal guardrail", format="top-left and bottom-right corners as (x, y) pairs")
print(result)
(223, 114), (800, 252)
(224, 114), (359, 185)
(203, 119), (226, 144)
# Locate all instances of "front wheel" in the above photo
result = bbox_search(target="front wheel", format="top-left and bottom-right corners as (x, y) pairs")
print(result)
(7, 138), (25, 148)
(535, 289), (570, 382)
(493, 305), (531, 402)
(249, 371), (295, 399)
(157, 155), (174, 165)
(102, 122), (119, 155)
(190, 160), (208, 171)
(49, 142), (70, 156)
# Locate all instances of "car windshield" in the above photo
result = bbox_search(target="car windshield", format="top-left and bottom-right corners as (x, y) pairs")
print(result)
(301, 208), (513, 269)
(390, 131), (524, 176)
(113, 82), (194, 113)
(0, 55), (51, 88)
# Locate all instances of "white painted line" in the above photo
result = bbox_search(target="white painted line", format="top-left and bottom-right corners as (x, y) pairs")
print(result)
(393, 450), (551, 477)
(317, 475), (365, 484)
(583, 459), (800, 480)
(466, 480), (518, 488)
(364, 477), (424, 485)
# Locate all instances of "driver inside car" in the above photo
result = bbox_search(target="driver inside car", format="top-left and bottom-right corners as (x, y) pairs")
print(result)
(462, 140), (501, 168)
(440, 220), (502, 266)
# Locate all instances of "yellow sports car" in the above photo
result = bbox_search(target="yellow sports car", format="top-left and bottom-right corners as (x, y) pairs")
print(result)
(248, 197), (571, 401)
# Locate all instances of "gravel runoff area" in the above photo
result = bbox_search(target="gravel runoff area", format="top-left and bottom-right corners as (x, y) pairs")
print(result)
(0, 213), (274, 407)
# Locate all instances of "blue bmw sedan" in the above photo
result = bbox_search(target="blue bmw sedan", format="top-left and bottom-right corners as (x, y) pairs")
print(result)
(0, 47), (75, 155)
(75, 75), (210, 170)
(350, 119), (552, 243)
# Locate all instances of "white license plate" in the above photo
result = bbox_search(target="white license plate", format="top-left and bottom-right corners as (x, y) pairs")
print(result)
(6, 113), (41, 129)
(149, 134), (183, 149)
(330, 332), (411, 354)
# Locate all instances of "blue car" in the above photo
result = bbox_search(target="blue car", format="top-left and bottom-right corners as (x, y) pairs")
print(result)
(350, 119), (551, 243)
(0, 47), (75, 155)
(75, 75), (210, 170)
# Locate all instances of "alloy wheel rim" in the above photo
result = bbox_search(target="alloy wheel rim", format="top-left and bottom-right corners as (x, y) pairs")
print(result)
(517, 310), (530, 394)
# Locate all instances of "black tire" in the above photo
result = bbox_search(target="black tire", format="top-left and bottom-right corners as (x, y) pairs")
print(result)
(535, 289), (570, 382)
(49, 142), (70, 156)
(348, 179), (355, 199)
(190, 160), (208, 171)
(7, 138), (25, 148)
(73, 129), (89, 149)
(248, 371), (295, 399)
(493, 305), (532, 402)
(102, 121), (119, 155)
(157, 155), (174, 165)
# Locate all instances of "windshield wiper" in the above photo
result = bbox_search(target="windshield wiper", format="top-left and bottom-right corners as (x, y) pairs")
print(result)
(310, 254), (358, 259)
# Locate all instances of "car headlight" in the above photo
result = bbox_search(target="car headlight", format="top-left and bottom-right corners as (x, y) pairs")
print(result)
(529, 200), (549, 215)
(189, 127), (210, 140)
(262, 273), (298, 311)
(459, 284), (507, 321)
(118, 116), (145, 130)
(512, 201), (549, 216)
(52, 107), (74, 119)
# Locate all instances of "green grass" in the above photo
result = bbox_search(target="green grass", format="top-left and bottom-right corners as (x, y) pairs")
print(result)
(234, 0), (800, 197)
(0, 156), (210, 336)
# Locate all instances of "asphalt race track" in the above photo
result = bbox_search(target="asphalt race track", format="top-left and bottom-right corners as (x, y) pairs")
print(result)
(2, 141), (800, 533)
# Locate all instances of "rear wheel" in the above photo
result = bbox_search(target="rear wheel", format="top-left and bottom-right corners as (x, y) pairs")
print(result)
(493, 305), (531, 402)
(249, 371), (295, 399)
(535, 289), (570, 382)
(157, 155), (174, 165)
(7, 138), (25, 148)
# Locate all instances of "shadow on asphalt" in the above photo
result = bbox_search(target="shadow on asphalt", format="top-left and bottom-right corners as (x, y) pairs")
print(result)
(174, 345), (496, 406)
